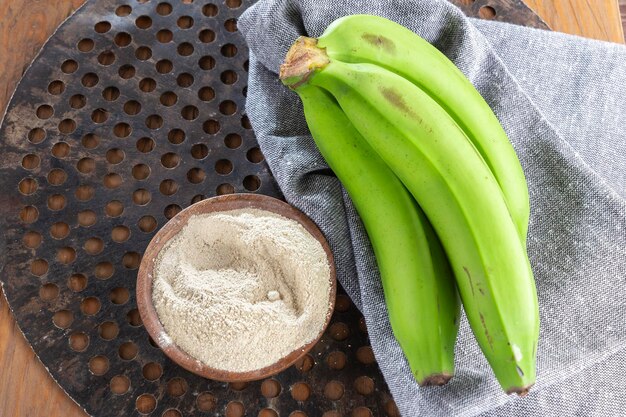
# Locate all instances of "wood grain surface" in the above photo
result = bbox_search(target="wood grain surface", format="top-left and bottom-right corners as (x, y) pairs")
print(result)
(0, 1), (623, 417)
(0, 0), (86, 112)
(621, 0), (626, 39)
(523, 0), (625, 42)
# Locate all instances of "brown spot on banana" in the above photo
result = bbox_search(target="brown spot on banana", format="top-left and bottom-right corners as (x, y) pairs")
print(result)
(380, 87), (418, 119)
(479, 312), (494, 351)
(361, 33), (396, 54)
(463, 266), (475, 296)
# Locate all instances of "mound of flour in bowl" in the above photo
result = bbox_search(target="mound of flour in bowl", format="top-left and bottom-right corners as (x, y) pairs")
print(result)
(152, 208), (332, 372)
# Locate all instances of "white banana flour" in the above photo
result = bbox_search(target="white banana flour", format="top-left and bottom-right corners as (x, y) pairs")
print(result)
(152, 208), (332, 372)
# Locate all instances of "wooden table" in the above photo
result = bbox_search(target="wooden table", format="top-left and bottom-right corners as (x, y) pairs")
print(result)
(0, 1), (623, 416)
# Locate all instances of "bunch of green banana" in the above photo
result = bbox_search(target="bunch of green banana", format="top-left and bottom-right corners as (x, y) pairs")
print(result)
(298, 84), (460, 386)
(318, 14), (530, 241)
(279, 15), (539, 395)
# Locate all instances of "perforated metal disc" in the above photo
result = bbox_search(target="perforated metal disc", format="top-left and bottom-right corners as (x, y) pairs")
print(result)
(0, 1), (546, 416)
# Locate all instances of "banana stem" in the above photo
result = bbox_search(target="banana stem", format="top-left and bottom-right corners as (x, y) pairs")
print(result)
(280, 37), (329, 88)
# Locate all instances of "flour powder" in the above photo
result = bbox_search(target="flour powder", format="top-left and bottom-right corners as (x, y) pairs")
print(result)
(152, 208), (332, 372)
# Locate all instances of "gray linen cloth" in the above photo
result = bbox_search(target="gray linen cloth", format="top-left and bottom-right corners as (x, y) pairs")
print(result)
(238, 1), (626, 415)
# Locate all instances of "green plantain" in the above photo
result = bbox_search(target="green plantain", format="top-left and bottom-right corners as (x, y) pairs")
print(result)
(317, 15), (530, 241)
(295, 84), (460, 385)
(280, 39), (539, 394)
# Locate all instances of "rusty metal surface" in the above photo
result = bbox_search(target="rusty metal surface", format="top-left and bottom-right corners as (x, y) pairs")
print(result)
(450, 0), (550, 29)
(0, 1), (547, 416)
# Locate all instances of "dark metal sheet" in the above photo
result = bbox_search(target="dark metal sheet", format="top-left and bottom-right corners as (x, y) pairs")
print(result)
(0, 1), (547, 416)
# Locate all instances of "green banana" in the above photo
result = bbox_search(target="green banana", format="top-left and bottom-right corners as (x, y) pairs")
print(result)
(295, 84), (460, 385)
(317, 15), (530, 241)
(280, 40), (539, 394)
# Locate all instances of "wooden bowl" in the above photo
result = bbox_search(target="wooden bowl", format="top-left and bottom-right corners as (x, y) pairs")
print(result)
(136, 193), (337, 382)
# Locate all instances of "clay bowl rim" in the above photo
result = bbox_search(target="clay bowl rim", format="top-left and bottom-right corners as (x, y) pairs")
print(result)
(136, 193), (337, 383)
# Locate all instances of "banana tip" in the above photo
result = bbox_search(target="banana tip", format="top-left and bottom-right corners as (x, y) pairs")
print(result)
(506, 384), (533, 397)
(420, 373), (453, 387)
